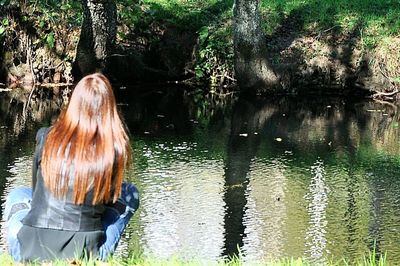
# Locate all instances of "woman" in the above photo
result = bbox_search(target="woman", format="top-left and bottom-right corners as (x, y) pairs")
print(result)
(4, 73), (139, 262)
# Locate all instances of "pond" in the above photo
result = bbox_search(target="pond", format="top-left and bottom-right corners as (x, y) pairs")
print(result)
(0, 87), (399, 264)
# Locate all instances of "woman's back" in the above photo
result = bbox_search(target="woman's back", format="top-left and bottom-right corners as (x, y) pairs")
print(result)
(4, 73), (139, 262)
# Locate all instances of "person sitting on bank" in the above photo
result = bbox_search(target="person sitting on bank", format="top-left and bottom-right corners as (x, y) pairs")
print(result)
(3, 73), (139, 262)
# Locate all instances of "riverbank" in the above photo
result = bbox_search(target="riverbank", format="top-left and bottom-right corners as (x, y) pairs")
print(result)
(0, 0), (399, 98)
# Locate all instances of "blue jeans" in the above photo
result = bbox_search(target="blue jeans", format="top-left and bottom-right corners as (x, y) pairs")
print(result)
(4, 183), (139, 261)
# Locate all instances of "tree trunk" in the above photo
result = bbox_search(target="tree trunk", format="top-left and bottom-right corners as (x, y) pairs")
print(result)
(233, 0), (280, 94)
(73, 0), (117, 77)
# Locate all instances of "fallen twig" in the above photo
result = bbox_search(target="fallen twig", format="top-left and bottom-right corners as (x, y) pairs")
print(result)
(23, 86), (36, 115)
(317, 25), (339, 39)
(322, 25), (339, 33)
(215, 74), (236, 82)
(373, 99), (398, 111)
(209, 90), (236, 97)
(38, 82), (74, 88)
(372, 89), (399, 98)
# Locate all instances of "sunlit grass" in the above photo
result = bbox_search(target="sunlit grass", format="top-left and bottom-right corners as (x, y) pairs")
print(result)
(260, 0), (400, 31)
(260, 0), (400, 48)
(0, 251), (389, 266)
(139, 0), (399, 50)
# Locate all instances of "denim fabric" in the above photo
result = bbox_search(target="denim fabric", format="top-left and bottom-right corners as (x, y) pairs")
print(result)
(4, 183), (139, 262)
(99, 182), (140, 260)
(4, 187), (32, 262)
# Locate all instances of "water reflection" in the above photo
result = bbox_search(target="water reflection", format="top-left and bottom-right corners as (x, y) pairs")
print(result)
(135, 142), (225, 260)
(1, 89), (400, 263)
(242, 157), (289, 263)
(304, 160), (328, 265)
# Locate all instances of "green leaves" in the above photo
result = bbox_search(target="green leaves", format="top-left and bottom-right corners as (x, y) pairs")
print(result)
(198, 26), (209, 44)
(392, 77), (400, 83)
(45, 32), (55, 48)
(0, 18), (9, 38)
(195, 25), (234, 86)
(0, 0), (10, 6)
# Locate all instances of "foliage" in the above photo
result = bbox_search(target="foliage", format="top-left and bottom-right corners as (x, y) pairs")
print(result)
(0, 0), (9, 6)
(116, 0), (143, 41)
(29, 0), (82, 50)
(195, 24), (234, 89)
(1, 0), (81, 49)
(2, 0), (400, 90)
(0, 0), (82, 84)
(134, 0), (234, 89)
(0, 17), (9, 39)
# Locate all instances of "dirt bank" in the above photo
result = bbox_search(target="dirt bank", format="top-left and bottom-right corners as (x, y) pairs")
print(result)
(0, 4), (399, 100)
(268, 24), (399, 100)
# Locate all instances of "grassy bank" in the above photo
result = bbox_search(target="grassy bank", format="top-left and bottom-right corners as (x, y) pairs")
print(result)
(260, 0), (399, 41)
(258, 0), (400, 94)
(0, 252), (389, 266)
(137, 0), (400, 93)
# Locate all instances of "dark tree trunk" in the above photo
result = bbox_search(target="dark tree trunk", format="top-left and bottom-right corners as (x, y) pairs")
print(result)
(73, 0), (117, 78)
(233, 0), (280, 94)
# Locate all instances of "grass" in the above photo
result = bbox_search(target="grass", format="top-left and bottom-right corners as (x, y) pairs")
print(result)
(139, 0), (399, 45)
(258, 0), (400, 50)
(0, 251), (389, 266)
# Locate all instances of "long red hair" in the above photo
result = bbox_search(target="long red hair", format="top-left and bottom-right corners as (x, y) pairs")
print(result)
(41, 73), (131, 205)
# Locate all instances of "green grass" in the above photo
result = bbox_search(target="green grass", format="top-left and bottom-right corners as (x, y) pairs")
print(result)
(261, 0), (400, 32)
(0, 251), (389, 266)
(260, 0), (399, 47)
(138, 0), (399, 48)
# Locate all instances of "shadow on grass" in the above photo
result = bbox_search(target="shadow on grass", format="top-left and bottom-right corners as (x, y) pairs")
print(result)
(125, 0), (398, 92)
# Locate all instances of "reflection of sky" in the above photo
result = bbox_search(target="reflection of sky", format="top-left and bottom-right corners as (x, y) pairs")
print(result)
(0, 155), (32, 251)
(243, 158), (288, 263)
(304, 160), (328, 265)
(136, 142), (225, 261)
(3, 156), (32, 188)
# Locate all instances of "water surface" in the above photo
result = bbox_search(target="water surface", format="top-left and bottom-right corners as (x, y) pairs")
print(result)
(0, 88), (399, 264)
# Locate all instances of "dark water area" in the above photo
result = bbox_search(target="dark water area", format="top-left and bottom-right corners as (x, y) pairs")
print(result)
(0, 86), (400, 264)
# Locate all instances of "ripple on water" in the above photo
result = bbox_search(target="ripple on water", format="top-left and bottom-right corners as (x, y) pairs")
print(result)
(241, 156), (308, 263)
(130, 141), (226, 260)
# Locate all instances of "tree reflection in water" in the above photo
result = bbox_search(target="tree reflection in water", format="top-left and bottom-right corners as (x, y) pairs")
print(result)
(1, 89), (400, 262)
(222, 96), (400, 262)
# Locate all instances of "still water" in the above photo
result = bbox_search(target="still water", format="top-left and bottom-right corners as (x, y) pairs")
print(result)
(0, 87), (399, 264)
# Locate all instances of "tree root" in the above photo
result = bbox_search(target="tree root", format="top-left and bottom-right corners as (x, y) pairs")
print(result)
(372, 89), (399, 101)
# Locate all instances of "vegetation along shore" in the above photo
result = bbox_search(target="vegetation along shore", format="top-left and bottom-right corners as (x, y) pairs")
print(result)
(0, 0), (399, 99)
